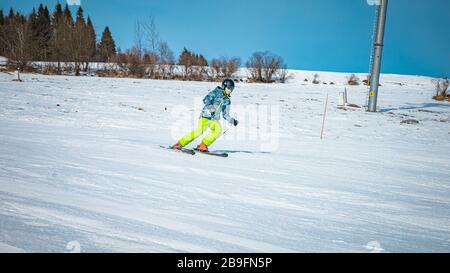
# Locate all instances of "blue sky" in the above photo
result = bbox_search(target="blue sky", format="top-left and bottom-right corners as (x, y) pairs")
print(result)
(1, 0), (449, 77)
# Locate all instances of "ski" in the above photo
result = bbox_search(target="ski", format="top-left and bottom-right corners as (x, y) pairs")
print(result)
(160, 145), (196, 155)
(194, 149), (229, 158)
(160, 145), (228, 157)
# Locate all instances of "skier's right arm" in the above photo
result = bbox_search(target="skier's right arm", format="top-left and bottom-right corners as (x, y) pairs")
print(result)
(203, 90), (217, 116)
(203, 90), (216, 106)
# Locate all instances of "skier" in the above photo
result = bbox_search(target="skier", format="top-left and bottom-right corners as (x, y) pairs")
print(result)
(172, 79), (239, 152)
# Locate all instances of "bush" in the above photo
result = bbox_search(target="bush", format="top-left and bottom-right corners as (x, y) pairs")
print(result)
(126, 47), (145, 77)
(363, 75), (371, 85)
(312, 73), (320, 84)
(276, 64), (290, 83)
(210, 57), (241, 80)
(246, 51), (285, 83)
(347, 74), (360, 86)
(364, 75), (383, 86)
(432, 94), (447, 101)
(432, 78), (449, 101)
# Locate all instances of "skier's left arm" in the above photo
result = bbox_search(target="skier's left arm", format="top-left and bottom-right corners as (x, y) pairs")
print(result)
(223, 105), (238, 126)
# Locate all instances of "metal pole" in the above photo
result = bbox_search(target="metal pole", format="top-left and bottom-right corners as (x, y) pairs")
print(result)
(320, 94), (329, 140)
(368, 0), (388, 112)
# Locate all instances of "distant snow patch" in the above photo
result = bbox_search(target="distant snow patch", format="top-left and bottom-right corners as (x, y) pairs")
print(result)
(0, 56), (7, 65)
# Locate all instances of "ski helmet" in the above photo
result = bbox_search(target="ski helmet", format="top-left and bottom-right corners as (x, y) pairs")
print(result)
(222, 79), (235, 91)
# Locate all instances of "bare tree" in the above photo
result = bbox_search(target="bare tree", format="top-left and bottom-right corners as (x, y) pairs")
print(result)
(0, 16), (34, 70)
(246, 51), (284, 83)
(433, 78), (449, 100)
(261, 52), (282, 82)
(210, 58), (222, 79)
(210, 57), (241, 80)
(142, 49), (158, 78)
(135, 16), (170, 79)
(157, 40), (175, 79)
(363, 75), (370, 86)
(126, 46), (145, 77)
(223, 57), (241, 78)
(312, 73), (320, 84)
(142, 16), (159, 54)
(246, 52), (264, 82)
(134, 17), (159, 58)
(134, 20), (144, 58)
(347, 74), (360, 85)
(134, 18), (156, 78)
(277, 64), (290, 83)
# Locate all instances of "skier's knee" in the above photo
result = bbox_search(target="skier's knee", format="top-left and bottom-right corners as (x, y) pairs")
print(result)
(212, 123), (222, 134)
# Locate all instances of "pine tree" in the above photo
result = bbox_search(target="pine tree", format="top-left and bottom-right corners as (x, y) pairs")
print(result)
(178, 47), (194, 78)
(98, 26), (116, 61)
(0, 9), (5, 25)
(0, 4), (112, 72)
(86, 17), (96, 62)
(199, 54), (208, 66)
(44, 6), (50, 18)
(51, 3), (74, 65)
(19, 13), (26, 24)
(0, 10), (5, 55)
(2, 8), (34, 69)
(28, 9), (38, 59)
(0, 9), (15, 57)
(63, 4), (73, 26)
(8, 8), (14, 21)
(50, 2), (66, 72)
(29, 8), (37, 28)
(76, 6), (84, 22)
(195, 54), (199, 66)
(178, 47), (192, 66)
(32, 4), (52, 60)
(53, 3), (63, 25)
(72, 6), (86, 74)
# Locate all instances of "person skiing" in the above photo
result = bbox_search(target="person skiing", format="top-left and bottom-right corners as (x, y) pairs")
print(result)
(172, 79), (239, 152)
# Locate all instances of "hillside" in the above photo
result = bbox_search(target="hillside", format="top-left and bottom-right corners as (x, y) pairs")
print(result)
(0, 70), (449, 252)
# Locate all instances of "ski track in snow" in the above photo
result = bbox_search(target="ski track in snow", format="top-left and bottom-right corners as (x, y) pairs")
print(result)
(0, 71), (449, 252)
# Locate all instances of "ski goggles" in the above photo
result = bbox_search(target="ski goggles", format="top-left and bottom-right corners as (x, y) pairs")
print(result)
(225, 85), (234, 92)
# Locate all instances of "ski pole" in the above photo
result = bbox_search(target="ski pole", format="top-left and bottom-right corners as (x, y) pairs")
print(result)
(320, 93), (329, 140)
(222, 113), (237, 137)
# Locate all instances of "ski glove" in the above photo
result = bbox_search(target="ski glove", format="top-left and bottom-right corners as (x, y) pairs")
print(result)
(232, 119), (239, 126)
(206, 105), (217, 117)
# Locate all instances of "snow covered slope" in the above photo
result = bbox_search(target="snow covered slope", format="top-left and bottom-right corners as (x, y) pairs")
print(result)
(0, 71), (449, 252)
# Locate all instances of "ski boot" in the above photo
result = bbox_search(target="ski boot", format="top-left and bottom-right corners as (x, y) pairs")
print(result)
(195, 142), (209, 152)
(171, 142), (184, 150)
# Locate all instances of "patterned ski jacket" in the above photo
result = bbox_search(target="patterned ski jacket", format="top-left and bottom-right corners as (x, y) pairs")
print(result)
(201, 87), (235, 124)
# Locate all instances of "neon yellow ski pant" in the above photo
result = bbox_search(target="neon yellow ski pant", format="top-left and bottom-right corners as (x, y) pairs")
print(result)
(179, 118), (223, 147)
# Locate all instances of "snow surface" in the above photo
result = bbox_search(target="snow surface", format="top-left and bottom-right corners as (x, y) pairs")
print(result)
(0, 57), (7, 67)
(0, 70), (449, 253)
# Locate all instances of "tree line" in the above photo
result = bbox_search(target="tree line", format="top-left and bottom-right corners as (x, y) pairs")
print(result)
(0, 4), (116, 75)
(0, 4), (289, 83)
